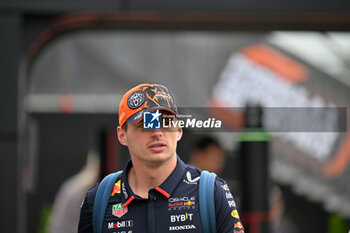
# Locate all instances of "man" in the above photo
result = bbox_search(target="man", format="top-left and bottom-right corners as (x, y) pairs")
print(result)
(78, 83), (244, 233)
(189, 136), (225, 174)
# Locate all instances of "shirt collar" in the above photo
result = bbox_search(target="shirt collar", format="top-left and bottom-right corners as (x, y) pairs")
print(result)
(119, 160), (136, 207)
(156, 155), (186, 198)
(120, 155), (186, 204)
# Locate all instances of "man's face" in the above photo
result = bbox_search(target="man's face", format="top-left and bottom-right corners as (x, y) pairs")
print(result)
(117, 113), (182, 167)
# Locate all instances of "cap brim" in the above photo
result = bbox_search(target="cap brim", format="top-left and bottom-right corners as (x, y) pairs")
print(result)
(127, 106), (180, 125)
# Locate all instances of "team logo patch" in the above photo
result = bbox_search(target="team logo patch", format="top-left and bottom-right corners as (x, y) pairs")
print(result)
(127, 91), (145, 109)
(228, 200), (236, 208)
(122, 182), (128, 199)
(112, 203), (128, 218)
(231, 210), (239, 219)
(221, 184), (230, 191)
(168, 197), (196, 211)
(234, 230), (244, 233)
(183, 171), (200, 185)
(234, 222), (243, 229)
(168, 201), (196, 208)
(108, 220), (133, 229)
(225, 192), (233, 199)
(169, 225), (196, 231)
(111, 180), (121, 196)
(170, 213), (194, 222)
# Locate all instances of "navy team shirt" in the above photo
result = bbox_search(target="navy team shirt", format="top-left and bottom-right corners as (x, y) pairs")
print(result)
(78, 156), (244, 233)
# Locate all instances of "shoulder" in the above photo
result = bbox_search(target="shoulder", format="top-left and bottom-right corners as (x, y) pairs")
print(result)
(182, 164), (202, 184)
(213, 176), (237, 209)
(214, 176), (229, 189)
(83, 170), (125, 205)
(86, 183), (99, 197)
(184, 163), (202, 174)
(82, 183), (99, 209)
(182, 164), (229, 187)
(214, 176), (232, 196)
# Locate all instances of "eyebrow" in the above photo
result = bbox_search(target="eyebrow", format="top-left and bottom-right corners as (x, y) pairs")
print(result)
(135, 121), (143, 127)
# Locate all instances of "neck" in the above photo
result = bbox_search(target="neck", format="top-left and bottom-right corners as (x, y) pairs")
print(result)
(128, 155), (177, 198)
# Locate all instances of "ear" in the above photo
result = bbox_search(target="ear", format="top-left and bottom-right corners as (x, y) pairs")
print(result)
(176, 126), (183, 141)
(117, 126), (128, 146)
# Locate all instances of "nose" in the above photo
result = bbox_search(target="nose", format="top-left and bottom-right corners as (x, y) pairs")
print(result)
(150, 127), (163, 137)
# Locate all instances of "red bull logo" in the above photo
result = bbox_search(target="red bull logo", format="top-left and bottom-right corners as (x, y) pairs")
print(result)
(111, 180), (121, 196)
(184, 201), (195, 206)
(234, 222), (243, 229)
(168, 197), (196, 211)
(168, 201), (195, 207)
(169, 202), (183, 207)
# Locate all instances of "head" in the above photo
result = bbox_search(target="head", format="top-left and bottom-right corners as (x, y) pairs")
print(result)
(117, 83), (183, 167)
(190, 136), (225, 173)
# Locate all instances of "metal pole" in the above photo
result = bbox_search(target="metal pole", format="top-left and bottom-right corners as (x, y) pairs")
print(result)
(240, 104), (270, 233)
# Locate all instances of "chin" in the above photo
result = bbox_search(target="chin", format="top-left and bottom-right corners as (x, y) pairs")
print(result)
(147, 152), (174, 162)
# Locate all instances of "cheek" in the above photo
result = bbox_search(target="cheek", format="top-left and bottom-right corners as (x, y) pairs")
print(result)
(125, 134), (139, 148)
(129, 136), (144, 147)
(167, 134), (178, 148)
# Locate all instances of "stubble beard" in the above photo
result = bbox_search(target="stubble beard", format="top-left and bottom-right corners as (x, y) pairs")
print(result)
(131, 147), (177, 169)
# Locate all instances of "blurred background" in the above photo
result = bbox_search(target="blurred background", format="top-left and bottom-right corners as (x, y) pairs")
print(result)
(1, 1), (350, 233)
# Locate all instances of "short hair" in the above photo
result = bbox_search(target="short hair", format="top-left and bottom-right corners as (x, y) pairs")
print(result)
(193, 136), (221, 151)
(122, 123), (128, 131)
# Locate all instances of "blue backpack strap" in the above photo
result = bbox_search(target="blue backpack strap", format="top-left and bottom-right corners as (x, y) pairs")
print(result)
(93, 171), (123, 233)
(199, 170), (217, 233)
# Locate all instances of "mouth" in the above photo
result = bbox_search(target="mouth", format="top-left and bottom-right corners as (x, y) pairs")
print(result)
(148, 142), (167, 153)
